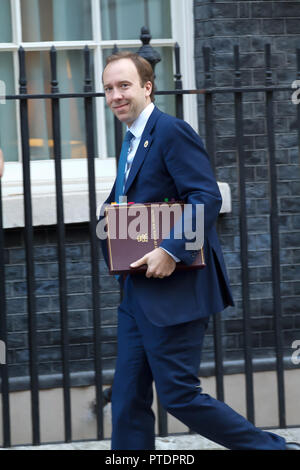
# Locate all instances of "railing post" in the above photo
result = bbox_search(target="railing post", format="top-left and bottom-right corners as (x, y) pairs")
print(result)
(109, 43), (124, 312)
(234, 45), (254, 424)
(18, 45), (40, 445)
(203, 46), (216, 172)
(83, 45), (104, 440)
(297, 49), (300, 167)
(265, 43), (286, 428)
(174, 43), (183, 120)
(110, 44), (123, 166)
(137, 26), (161, 73)
(50, 46), (72, 442)
(202, 46), (224, 403)
(0, 178), (10, 447)
(157, 394), (168, 438)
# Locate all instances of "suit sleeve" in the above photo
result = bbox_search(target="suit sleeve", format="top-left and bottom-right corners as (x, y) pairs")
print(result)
(159, 118), (222, 265)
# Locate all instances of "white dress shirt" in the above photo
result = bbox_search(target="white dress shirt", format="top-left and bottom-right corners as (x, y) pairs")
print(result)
(124, 102), (155, 186)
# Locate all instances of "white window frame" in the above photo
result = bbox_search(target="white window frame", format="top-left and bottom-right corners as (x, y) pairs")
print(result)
(1, 0), (234, 231)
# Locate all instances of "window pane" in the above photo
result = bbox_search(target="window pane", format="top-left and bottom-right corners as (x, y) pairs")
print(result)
(154, 47), (175, 117)
(101, 0), (171, 40)
(0, 0), (12, 42)
(21, 0), (92, 42)
(102, 47), (175, 158)
(0, 53), (18, 162)
(25, 49), (95, 160)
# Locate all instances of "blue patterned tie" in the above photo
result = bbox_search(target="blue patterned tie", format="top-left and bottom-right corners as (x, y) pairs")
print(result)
(115, 130), (133, 202)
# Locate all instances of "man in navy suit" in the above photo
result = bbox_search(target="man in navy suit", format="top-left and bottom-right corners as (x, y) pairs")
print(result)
(101, 51), (292, 450)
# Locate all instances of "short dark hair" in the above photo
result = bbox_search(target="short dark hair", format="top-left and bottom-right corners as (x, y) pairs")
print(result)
(103, 51), (155, 102)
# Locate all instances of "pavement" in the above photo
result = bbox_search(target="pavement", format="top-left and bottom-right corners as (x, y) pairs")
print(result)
(4, 428), (300, 450)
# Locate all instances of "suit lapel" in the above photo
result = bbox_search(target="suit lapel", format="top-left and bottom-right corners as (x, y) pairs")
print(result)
(124, 106), (162, 195)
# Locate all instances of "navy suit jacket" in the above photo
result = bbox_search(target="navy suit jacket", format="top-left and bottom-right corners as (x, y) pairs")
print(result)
(100, 106), (234, 326)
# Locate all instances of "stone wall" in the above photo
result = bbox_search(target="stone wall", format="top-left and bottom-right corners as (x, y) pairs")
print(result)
(194, 0), (300, 363)
(4, 224), (119, 388)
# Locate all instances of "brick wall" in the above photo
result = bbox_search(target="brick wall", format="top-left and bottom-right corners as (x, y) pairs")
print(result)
(4, 224), (119, 388)
(194, 0), (300, 363)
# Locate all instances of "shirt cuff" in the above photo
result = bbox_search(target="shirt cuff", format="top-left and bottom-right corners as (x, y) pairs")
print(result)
(159, 247), (181, 263)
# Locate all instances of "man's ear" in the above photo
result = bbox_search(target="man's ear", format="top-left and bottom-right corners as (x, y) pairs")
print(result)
(144, 80), (152, 98)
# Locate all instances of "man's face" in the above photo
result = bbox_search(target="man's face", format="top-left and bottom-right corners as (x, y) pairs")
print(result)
(103, 58), (152, 127)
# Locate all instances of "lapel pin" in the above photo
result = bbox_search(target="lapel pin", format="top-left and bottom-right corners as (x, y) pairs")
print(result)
(144, 140), (149, 148)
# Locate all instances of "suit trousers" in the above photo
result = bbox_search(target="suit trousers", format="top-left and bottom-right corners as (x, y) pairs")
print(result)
(111, 276), (286, 450)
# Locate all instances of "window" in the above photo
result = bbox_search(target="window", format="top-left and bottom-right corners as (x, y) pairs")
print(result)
(0, 52), (18, 162)
(0, 0), (197, 227)
(100, 0), (171, 41)
(21, 0), (92, 42)
(0, 0), (196, 162)
(0, 0), (12, 43)
(25, 49), (90, 160)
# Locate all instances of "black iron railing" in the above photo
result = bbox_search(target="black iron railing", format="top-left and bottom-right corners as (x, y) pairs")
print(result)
(0, 39), (299, 447)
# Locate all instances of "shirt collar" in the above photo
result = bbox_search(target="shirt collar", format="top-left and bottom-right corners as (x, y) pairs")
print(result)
(127, 102), (155, 139)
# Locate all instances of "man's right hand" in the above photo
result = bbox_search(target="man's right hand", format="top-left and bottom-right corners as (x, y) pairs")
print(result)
(130, 247), (176, 279)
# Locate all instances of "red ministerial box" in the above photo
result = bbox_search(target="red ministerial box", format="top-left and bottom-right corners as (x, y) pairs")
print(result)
(104, 202), (206, 275)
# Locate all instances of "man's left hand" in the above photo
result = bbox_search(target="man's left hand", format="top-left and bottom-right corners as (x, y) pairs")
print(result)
(130, 248), (176, 278)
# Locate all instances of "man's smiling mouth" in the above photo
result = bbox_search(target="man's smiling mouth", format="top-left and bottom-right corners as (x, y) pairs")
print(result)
(114, 103), (128, 110)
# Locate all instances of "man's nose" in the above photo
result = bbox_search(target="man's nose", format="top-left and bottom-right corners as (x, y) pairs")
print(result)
(111, 88), (123, 101)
